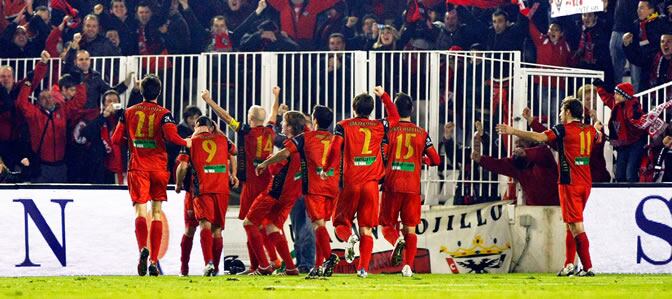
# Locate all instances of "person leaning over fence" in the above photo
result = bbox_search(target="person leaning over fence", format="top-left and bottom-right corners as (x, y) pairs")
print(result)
(594, 79), (646, 182)
(16, 51), (87, 183)
(471, 120), (559, 206)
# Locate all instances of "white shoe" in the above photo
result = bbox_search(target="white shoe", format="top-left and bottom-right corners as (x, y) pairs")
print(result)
(357, 268), (368, 278)
(203, 263), (215, 277)
(401, 265), (413, 277)
(345, 234), (359, 264)
(557, 264), (577, 277)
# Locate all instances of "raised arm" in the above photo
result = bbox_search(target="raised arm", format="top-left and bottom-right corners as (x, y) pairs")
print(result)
(266, 86), (281, 125)
(496, 123), (549, 143)
(373, 86), (399, 124)
(201, 90), (236, 129)
(256, 148), (291, 176)
(111, 115), (126, 145)
(161, 113), (189, 147)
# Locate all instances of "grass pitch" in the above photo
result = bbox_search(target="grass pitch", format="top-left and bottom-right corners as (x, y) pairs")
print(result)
(1, 274), (670, 298)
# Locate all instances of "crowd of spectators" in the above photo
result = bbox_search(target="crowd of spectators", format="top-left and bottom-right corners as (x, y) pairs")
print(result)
(3, 0), (672, 205)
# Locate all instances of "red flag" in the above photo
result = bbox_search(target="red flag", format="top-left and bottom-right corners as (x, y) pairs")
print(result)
(51, 0), (78, 16)
(445, 0), (508, 9)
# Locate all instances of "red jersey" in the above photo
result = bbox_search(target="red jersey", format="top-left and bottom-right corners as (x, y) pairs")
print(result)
(267, 139), (303, 200)
(384, 121), (436, 194)
(330, 117), (388, 186)
(233, 123), (276, 185)
(286, 130), (340, 197)
(112, 101), (186, 172)
(179, 132), (236, 195)
(544, 121), (599, 186)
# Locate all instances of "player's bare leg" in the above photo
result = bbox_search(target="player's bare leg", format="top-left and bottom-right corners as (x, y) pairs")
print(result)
(568, 222), (594, 276)
(266, 224), (299, 275)
(242, 219), (273, 275)
(133, 203), (150, 276)
(212, 226), (224, 275)
(400, 225), (417, 277)
(180, 224), (197, 276)
(199, 220), (215, 276)
(558, 223), (578, 276)
(148, 200), (163, 276)
(357, 226), (374, 278)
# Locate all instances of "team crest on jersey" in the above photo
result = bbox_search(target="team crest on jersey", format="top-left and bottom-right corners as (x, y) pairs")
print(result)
(162, 113), (175, 124)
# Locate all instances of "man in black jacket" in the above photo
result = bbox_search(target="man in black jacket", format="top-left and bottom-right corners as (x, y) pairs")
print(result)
(0, 13), (50, 58)
(610, 0), (638, 85)
(434, 5), (486, 50)
(80, 14), (122, 57)
(240, 20), (300, 52)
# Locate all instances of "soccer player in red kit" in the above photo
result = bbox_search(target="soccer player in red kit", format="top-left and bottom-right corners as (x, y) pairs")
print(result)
(256, 105), (341, 278)
(321, 86), (399, 278)
(201, 88), (282, 273)
(496, 97), (600, 277)
(379, 93), (440, 277)
(111, 74), (191, 276)
(244, 111), (307, 276)
(176, 116), (239, 276)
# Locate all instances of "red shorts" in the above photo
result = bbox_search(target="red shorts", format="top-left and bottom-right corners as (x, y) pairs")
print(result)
(558, 184), (591, 223)
(305, 194), (336, 222)
(238, 181), (268, 220)
(193, 193), (230, 228)
(333, 180), (380, 228)
(128, 170), (169, 204)
(379, 191), (421, 227)
(183, 192), (198, 228)
(246, 193), (298, 229)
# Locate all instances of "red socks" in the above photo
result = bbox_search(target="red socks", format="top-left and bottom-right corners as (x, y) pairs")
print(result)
(575, 232), (593, 270)
(335, 225), (352, 242)
(134, 217), (148, 250)
(382, 226), (400, 246)
(315, 226), (332, 261)
(244, 225), (269, 268)
(261, 229), (279, 262)
(150, 220), (162, 263)
(359, 235), (374, 271)
(564, 229), (576, 266)
(213, 237), (223, 271)
(247, 240), (259, 270)
(200, 228), (213, 264)
(269, 232), (296, 269)
(180, 235), (193, 274)
(403, 232), (418, 268)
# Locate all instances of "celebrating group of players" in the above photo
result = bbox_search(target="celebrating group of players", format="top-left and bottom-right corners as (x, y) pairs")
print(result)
(112, 74), (441, 278)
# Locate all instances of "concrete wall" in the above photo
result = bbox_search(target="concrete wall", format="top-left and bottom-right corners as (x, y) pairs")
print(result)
(509, 206), (566, 273)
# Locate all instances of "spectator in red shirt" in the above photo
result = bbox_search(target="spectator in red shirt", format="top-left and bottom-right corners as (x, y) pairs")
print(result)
(471, 121), (559, 206)
(266, 0), (342, 49)
(15, 51), (87, 183)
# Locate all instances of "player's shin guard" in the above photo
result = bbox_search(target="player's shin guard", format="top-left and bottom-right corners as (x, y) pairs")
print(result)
(261, 229), (279, 264)
(149, 220), (162, 263)
(244, 225), (270, 268)
(180, 235), (194, 275)
(565, 229), (577, 266)
(213, 237), (223, 272)
(316, 226), (332, 262)
(358, 235), (374, 272)
(403, 232), (418, 268)
(134, 217), (148, 250)
(200, 229), (214, 264)
(575, 232), (593, 270)
(335, 225), (352, 242)
(382, 225), (400, 246)
(269, 232), (296, 269)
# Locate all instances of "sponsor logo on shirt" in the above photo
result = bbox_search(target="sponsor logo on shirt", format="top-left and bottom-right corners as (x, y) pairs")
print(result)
(354, 156), (376, 166)
(133, 139), (157, 149)
(204, 164), (227, 173)
(293, 172), (302, 181)
(392, 161), (415, 172)
(316, 167), (335, 176)
(574, 157), (589, 166)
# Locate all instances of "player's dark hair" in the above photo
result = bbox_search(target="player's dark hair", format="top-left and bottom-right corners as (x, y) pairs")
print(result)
(561, 97), (584, 119)
(284, 111), (306, 135)
(195, 116), (215, 129)
(182, 105), (202, 120)
(395, 93), (413, 118)
(312, 105), (333, 129)
(141, 74), (161, 101)
(353, 93), (374, 117)
(58, 74), (77, 89)
(492, 9), (508, 21)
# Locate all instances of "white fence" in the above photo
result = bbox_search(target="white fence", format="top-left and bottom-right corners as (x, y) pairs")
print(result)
(1, 51), (607, 205)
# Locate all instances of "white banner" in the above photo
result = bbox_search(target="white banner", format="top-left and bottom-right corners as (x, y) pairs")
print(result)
(0, 187), (514, 276)
(585, 187), (672, 273)
(551, 0), (604, 17)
